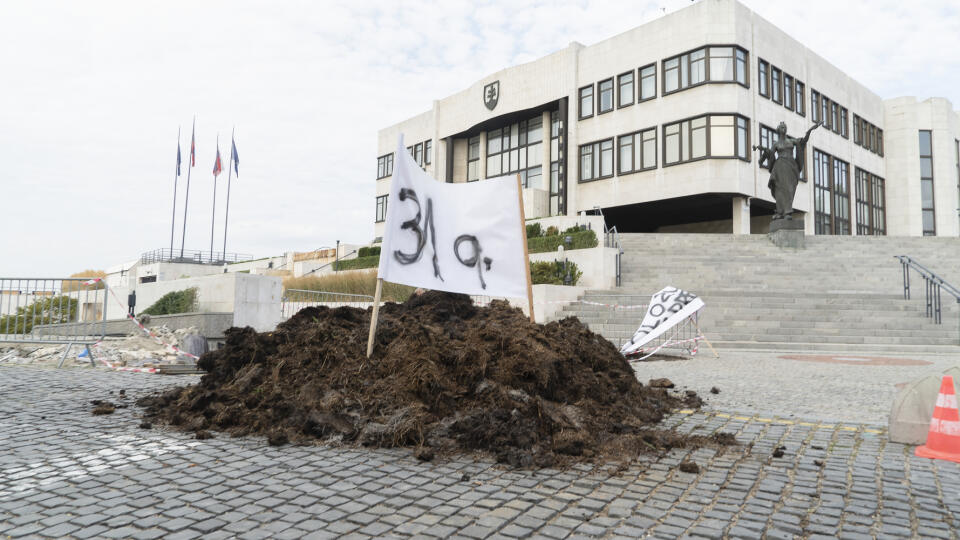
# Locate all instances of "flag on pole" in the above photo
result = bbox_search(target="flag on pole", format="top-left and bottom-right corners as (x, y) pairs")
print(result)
(231, 139), (239, 176)
(176, 143), (182, 176)
(190, 128), (196, 167)
(213, 147), (223, 177)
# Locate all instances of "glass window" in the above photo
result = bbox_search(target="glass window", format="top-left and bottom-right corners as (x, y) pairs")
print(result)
(375, 195), (388, 222)
(783, 74), (793, 111)
(822, 97), (830, 131)
(663, 114), (750, 166)
(736, 117), (748, 159)
(414, 143), (423, 166)
(771, 67), (781, 103)
(578, 139), (613, 181)
(707, 47), (733, 81)
(853, 115), (861, 144)
(920, 130), (935, 235)
(598, 78), (614, 113)
(618, 71), (634, 107)
(664, 58), (679, 93)
(578, 85), (593, 119)
(710, 115), (735, 156)
(618, 136), (633, 174)
(813, 148), (851, 235)
(758, 59), (768, 97)
(690, 116), (707, 159)
(664, 123), (680, 165)
(424, 140), (432, 165)
(642, 129), (656, 169)
(376, 154), (394, 179)
(600, 140), (613, 177)
(830, 103), (839, 134)
(795, 81), (805, 116)
(811, 91), (819, 123)
(689, 49), (706, 85)
(640, 64), (656, 100)
(487, 128), (502, 155)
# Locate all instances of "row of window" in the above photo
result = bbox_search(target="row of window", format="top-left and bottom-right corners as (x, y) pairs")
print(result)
(757, 59), (805, 117)
(811, 91), (849, 139)
(484, 117), (544, 186)
(375, 194), (388, 223)
(813, 148), (851, 235)
(577, 45), (747, 120)
(853, 115), (884, 156)
(406, 140), (432, 168)
(578, 114), (749, 182)
(376, 153), (394, 180)
(920, 130), (935, 235)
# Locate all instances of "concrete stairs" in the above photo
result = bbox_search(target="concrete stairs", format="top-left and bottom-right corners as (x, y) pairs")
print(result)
(560, 234), (960, 353)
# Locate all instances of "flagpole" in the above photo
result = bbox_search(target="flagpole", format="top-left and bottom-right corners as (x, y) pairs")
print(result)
(223, 127), (234, 258)
(170, 126), (180, 255)
(180, 116), (195, 260)
(210, 133), (219, 262)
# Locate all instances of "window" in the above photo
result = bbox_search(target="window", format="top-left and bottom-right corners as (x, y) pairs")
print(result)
(639, 64), (656, 101)
(771, 67), (782, 103)
(407, 140), (431, 168)
(486, 116), (543, 187)
(795, 81), (805, 116)
(811, 91), (820, 123)
(579, 138), (614, 182)
(598, 78), (614, 114)
(376, 153), (394, 179)
(758, 59), (769, 97)
(466, 135), (480, 182)
(840, 108), (848, 138)
(853, 114), (861, 144)
(578, 85), (594, 119)
(663, 46), (749, 95)
(877, 129), (884, 156)
(855, 168), (886, 235)
(813, 148), (851, 235)
(618, 71), (634, 108)
(424, 140), (432, 165)
(662, 114), (750, 166)
(618, 127), (657, 175)
(550, 111), (563, 216)
(920, 130), (936, 236)
(821, 96), (830, 131)
(375, 195), (388, 223)
(783, 74), (793, 111)
(830, 102), (839, 134)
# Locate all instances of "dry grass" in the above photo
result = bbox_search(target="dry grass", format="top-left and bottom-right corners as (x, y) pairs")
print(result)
(63, 270), (106, 291)
(283, 270), (415, 302)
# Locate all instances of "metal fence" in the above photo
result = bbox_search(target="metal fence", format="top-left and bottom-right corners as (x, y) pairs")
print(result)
(139, 248), (254, 265)
(0, 278), (109, 366)
(281, 290), (375, 320)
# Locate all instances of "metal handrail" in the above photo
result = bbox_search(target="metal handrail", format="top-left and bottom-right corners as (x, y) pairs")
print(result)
(304, 249), (359, 276)
(895, 255), (960, 344)
(140, 248), (254, 265)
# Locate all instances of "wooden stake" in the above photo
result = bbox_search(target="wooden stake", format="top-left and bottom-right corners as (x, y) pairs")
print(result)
(366, 277), (384, 357)
(517, 174), (535, 323)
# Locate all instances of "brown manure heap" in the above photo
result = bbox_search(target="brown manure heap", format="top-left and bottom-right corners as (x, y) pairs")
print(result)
(139, 291), (729, 467)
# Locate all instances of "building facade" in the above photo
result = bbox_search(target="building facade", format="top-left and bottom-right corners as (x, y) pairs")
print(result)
(375, 0), (960, 239)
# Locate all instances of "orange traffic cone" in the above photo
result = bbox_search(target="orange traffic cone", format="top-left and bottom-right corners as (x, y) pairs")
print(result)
(915, 375), (960, 463)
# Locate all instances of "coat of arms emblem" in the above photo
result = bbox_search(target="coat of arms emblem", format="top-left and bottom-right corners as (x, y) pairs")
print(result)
(483, 81), (499, 111)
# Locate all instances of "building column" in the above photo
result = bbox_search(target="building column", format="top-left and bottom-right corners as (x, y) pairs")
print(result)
(732, 196), (751, 234)
(444, 136), (454, 183)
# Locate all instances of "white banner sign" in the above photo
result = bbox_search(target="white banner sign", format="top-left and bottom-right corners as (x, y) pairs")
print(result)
(620, 286), (704, 355)
(377, 136), (528, 298)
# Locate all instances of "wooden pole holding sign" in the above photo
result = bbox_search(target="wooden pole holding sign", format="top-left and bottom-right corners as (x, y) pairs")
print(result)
(517, 174), (535, 324)
(366, 277), (384, 358)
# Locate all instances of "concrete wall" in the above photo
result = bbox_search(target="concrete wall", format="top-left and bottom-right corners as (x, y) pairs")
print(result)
(137, 262), (221, 283)
(507, 284), (586, 323)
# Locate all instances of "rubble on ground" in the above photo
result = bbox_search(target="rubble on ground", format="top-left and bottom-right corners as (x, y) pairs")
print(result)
(138, 292), (733, 467)
(0, 325), (201, 367)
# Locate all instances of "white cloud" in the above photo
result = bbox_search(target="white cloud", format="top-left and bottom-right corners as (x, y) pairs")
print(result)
(0, 0), (957, 276)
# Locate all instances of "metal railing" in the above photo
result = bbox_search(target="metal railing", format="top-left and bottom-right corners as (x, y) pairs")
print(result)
(140, 248), (254, 265)
(895, 255), (960, 344)
(304, 250), (359, 276)
(589, 207), (624, 287)
(0, 278), (110, 366)
(281, 289), (375, 320)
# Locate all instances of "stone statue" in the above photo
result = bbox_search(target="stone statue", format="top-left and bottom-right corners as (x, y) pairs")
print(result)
(753, 121), (821, 221)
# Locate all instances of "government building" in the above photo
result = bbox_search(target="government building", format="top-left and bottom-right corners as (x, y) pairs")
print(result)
(374, 0), (960, 239)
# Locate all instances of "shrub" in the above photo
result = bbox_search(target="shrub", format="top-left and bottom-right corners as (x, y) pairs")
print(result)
(284, 269), (414, 302)
(530, 261), (582, 286)
(0, 295), (78, 334)
(563, 224), (588, 234)
(142, 288), (198, 316)
(358, 246), (381, 258)
(528, 229), (598, 253)
(63, 270), (106, 292)
(545, 225), (559, 236)
(333, 255), (380, 271)
(525, 223), (543, 238)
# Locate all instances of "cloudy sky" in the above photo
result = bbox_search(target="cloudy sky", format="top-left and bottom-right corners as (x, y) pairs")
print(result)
(1, 0), (958, 276)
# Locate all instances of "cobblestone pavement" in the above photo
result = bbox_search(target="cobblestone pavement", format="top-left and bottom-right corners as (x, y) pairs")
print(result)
(631, 349), (960, 425)
(1, 365), (959, 539)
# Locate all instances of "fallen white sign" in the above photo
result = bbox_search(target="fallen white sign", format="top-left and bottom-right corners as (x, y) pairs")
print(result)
(377, 135), (528, 299)
(620, 286), (704, 356)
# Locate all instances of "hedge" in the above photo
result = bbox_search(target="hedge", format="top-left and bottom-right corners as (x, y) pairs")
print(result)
(528, 229), (598, 253)
(333, 255), (380, 271)
(358, 246), (381, 258)
(530, 260), (582, 286)
(142, 288), (198, 316)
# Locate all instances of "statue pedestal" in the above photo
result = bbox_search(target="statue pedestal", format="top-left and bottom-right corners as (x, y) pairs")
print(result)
(768, 216), (805, 248)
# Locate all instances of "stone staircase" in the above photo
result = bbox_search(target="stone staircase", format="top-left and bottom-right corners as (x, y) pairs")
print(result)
(560, 234), (960, 353)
